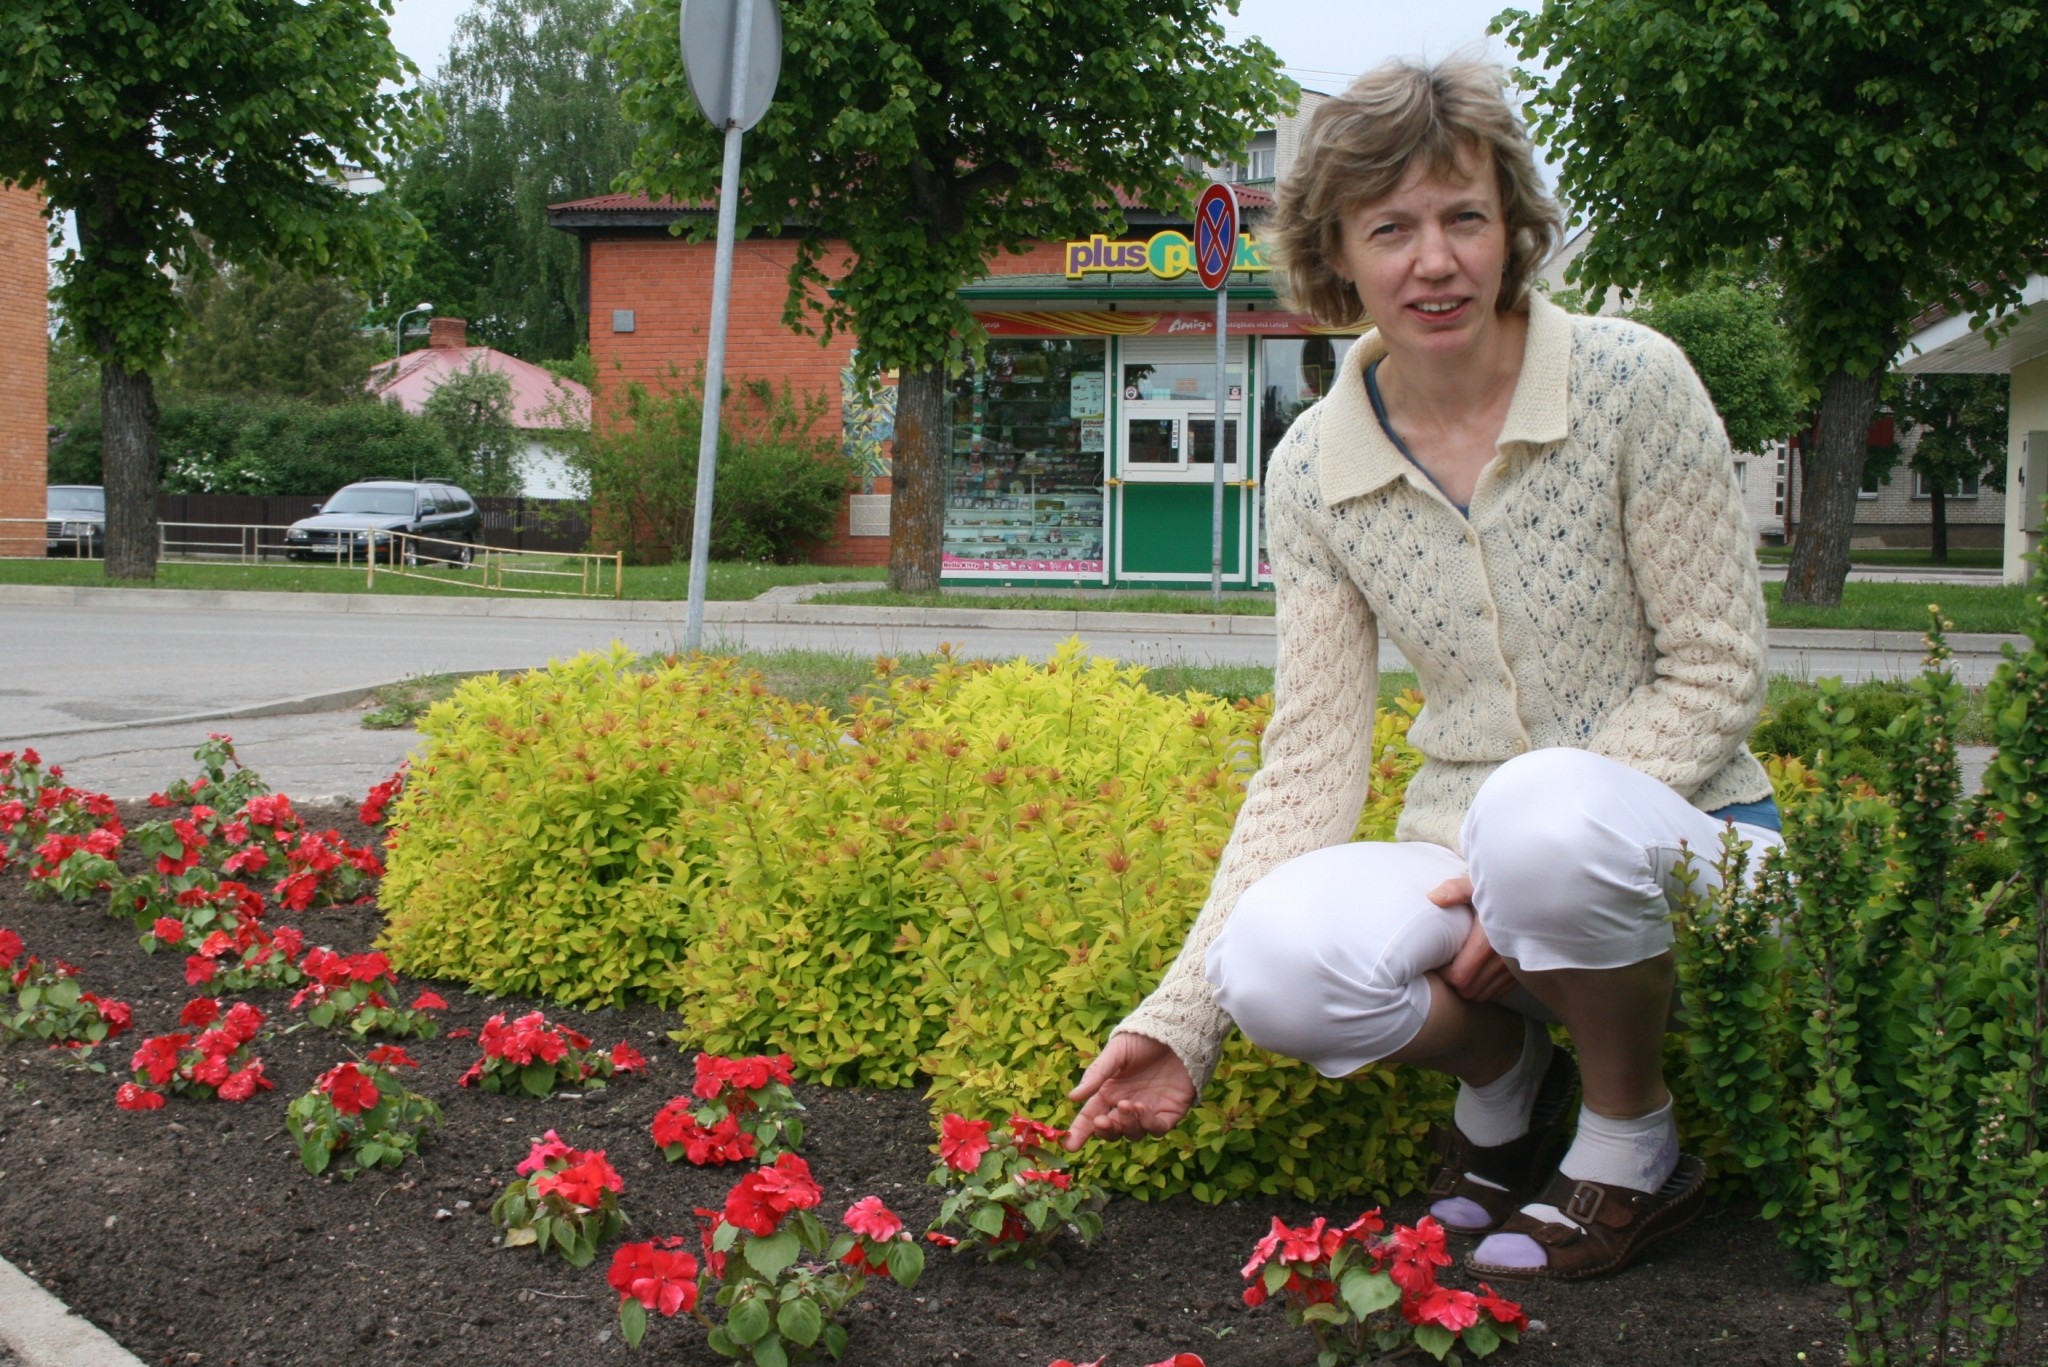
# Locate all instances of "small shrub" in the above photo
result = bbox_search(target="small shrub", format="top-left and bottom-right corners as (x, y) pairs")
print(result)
(925, 1114), (1102, 1264)
(286, 1048), (442, 1179)
(492, 1130), (627, 1267)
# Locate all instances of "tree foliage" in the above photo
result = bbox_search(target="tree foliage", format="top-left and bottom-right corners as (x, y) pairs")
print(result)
(421, 362), (523, 498)
(166, 259), (380, 407)
(1498, 0), (2048, 604)
(0, 0), (433, 577)
(381, 0), (637, 362)
(1892, 372), (2010, 561)
(1631, 281), (1803, 456)
(613, 0), (1292, 589)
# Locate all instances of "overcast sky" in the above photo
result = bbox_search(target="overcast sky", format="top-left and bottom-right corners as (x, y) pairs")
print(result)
(386, 0), (1529, 96)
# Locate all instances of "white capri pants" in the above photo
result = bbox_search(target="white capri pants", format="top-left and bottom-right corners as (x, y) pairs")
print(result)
(1205, 748), (1783, 1078)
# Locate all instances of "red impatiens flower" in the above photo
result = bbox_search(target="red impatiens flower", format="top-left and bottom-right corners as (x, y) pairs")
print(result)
(1402, 1284), (1481, 1332)
(939, 1114), (993, 1173)
(1384, 1215), (1453, 1295)
(1007, 1114), (1067, 1151)
(1471, 1283), (1528, 1332)
(925, 1231), (960, 1248)
(115, 1082), (165, 1112)
(517, 1130), (579, 1176)
(219, 1002), (265, 1046)
(651, 1100), (757, 1165)
(87, 995), (132, 1035)
(151, 917), (185, 945)
(365, 1044), (419, 1068)
(723, 1153), (823, 1236)
(411, 990), (448, 1011)
(318, 1062), (380, 1116)
(184, 955), (217, 986)
(843, 1195), (905, 1242)
(180, 998), (221, 1028)
(610, 1042), (647, 1073)
(131, 1033), (193, 1086)
(1340, 1209), (1386, 1245)
(217, 1061), (272, 1102)
(1018, 1169), (1074, 1191)
(607, 1238), (699, 1317)
(0, 928), (21, 967)
(534, 1153), (625, 1211)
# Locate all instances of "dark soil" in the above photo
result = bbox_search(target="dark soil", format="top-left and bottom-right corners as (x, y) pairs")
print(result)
(2, 804), (2042, 1367)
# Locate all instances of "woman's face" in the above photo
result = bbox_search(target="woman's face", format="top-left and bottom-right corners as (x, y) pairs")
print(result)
(1330, 147), (1512, 363)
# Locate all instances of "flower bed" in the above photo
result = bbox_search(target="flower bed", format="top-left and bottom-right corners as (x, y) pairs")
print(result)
(5, 790), (2026, 1366)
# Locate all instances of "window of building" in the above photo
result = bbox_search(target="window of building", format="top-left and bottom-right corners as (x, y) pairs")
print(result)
(942, 338), (1107, 572)
(1772, 442), (1788, 519)
(1912, 470), (1981, 499)
(1247, 147), (1276, 181)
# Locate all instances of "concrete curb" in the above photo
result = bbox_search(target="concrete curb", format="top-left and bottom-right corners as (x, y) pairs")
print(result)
(0, 582), (2021, 653)
(0, 1255), (147, 1367)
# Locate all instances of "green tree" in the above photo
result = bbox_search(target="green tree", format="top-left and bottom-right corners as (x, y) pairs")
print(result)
(381, 0), (637, 362)
(166, 259), (380, 406)
(0, 0), (432, 578)
(1498, 0), (2048, 606)
(1631, 280), (1804, 456)
(1892, 373), (2010, 563)
(614, 0), (1292, 590)
(422, 361), (523, 497)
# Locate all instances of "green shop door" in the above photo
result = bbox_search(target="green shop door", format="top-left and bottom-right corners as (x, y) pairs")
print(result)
(1111, 338), (1252, 585)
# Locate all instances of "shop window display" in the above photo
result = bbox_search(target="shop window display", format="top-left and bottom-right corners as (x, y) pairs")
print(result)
(1254, 337), (1353, 577)
(944, 339), (1108, 574)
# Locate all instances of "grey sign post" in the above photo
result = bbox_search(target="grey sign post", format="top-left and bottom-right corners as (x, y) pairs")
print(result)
(679, 0), (782, 651)
(1193, 184), (1239, 606)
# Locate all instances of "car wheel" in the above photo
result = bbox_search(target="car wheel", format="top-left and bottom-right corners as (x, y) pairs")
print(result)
(455, 539), (475, 569)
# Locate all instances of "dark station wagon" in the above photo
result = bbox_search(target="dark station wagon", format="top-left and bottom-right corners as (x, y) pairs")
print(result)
(282, 480), (482, 566)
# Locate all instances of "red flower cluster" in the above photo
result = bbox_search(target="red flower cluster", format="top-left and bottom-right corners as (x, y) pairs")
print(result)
(533, 1151), (626, 1211)
(1239, 1210), (1528, 1342)
(293, 947), (396, 1006)
(480, 1010), (587, 1065)
(121, 1001), (270, 1107)
(317, 1062), (382, 1116)
(359, 766), (407, 826)
(651, 1099), (757, 1165)
(459, 1011), (634, 1093)
(607, 1237), (699, 1317)
(691, 1050), (793, 1106)
(723, 1153), (823, 1236)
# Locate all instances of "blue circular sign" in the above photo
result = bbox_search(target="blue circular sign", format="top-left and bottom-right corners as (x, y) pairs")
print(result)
(1194, 183), (1240, 291)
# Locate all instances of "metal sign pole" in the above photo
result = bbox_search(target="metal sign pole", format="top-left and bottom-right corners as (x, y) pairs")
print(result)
(682, 2), (756, 653)
(1211, 283), (1228, 606)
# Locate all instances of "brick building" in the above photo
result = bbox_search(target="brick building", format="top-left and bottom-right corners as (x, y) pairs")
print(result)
(0, 185), (47, 558)
(547, 188), (1370, 584)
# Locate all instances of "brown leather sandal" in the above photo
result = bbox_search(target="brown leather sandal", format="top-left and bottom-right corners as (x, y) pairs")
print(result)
(1424, 1046), (1580, 1235)
(1465, 1153), (1707, 1281)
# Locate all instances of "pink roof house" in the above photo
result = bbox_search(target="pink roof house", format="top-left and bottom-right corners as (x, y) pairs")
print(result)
(366, 317), (589, 499)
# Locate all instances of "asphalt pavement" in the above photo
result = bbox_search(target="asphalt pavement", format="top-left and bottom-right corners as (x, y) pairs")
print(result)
(0, 583), (2023, 799)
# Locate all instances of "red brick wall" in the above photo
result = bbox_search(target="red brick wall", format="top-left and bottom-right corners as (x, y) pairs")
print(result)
(0, 186), (47, 557)
(582, 232), (1078, 568)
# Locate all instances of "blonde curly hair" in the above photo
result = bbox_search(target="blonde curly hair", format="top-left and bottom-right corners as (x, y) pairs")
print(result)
(1271, 59), (1563, 330)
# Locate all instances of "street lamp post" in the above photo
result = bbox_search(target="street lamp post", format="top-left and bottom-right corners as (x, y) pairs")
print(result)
(395, 302), (433, 362)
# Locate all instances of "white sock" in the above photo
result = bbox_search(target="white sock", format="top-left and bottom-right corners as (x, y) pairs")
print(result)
(1453, 1018), (1554, 1150)
(1559, 1098), (1680, 1193)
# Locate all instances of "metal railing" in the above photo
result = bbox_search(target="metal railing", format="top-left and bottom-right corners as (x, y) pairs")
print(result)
(0, 517), (625, 599)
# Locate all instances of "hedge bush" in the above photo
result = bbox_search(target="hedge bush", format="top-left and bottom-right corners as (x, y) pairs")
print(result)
(379, 642), (1449, 1203)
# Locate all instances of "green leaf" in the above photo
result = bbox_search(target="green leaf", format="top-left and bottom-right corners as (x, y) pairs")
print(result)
(1340, 1268), (1400, 1319)
(777, 1297), (823, 1348)
(728, 1297), (772, 1346)
(751, 1337), (788, 1367)
(1415, 1324), (1456, 1360)
(745, 1229), (800, 1279)
(885, 1239), (925, 1288)
(619, 1297), (647, 1348)
(968, 1204), (1007, 1238)
(1463, 1319), (1502, 1358)
(521, 1063), (556, 1098)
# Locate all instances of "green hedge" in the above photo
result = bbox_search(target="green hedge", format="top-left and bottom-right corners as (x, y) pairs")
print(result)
(380, 643), (1446, 1204)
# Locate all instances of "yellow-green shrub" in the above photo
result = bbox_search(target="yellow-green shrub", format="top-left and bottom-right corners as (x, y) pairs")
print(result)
(382, 641), (1446, 1202)
(378, 647), (835, 1005)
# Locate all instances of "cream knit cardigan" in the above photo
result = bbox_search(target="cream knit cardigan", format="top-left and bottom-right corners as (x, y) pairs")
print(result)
(1116, 294), (1773, 1092)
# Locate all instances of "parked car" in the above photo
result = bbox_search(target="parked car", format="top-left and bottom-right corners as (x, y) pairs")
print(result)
(46, 484), (105, 557)
(282, 480), (482, 566)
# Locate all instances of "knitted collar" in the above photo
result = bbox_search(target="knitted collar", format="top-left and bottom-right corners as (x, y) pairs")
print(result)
(1316, 291), (1573, 508)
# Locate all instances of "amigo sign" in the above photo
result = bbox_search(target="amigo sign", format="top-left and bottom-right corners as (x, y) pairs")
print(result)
(1063, 229), (1269, 281)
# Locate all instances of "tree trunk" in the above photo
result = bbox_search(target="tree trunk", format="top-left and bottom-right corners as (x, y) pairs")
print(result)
(888, 359), (948, 592)
(1929, 482), (1949, 562)
(100, 361), (160, 580)
(1783, 367), (1883, 607)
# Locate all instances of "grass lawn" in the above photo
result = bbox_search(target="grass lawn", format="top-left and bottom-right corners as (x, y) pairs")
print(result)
(814, 581), (2029, 634)
(4, 556), (2025, 632)
(0, 557), (886, 601)
(1755, 545), (2005, 569)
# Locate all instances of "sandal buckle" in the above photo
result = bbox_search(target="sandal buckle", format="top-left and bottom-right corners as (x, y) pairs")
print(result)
(1563, 1181), (1605, 1224)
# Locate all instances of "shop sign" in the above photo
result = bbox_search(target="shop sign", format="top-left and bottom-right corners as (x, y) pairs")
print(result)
(978, 309), (1352, 338)
(1063, 230), (1268, 280)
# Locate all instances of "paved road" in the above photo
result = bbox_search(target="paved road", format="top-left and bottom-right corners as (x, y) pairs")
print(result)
(0, 588), (2022, 799)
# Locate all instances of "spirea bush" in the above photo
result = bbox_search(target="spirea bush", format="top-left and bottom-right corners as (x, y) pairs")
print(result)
(380, 642), (1447, 1203)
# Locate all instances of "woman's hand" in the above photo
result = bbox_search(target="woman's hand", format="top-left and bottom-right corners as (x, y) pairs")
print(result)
(1428, 876), (1517, 1003)
(1063, 1033), (1195, 1151)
